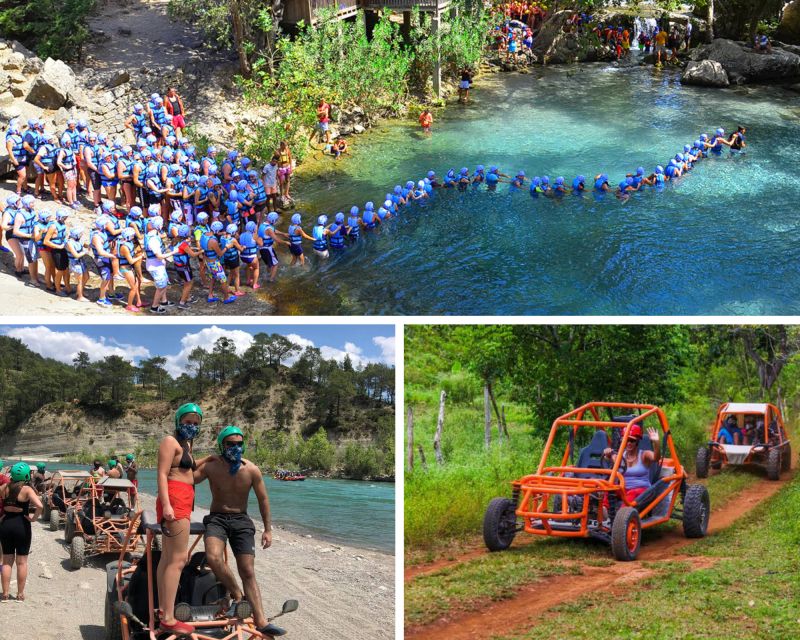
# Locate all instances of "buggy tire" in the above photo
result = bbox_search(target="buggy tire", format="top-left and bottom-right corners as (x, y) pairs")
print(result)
(611, 506), (641, 561)
(695, 447), (710, 479)
(64, 507), (76, 543)
(41, 498), (51, 521)
(766, 447), (781, 481)
(104, 591), (122, 640)
(782, 444), (791, 472)
(682, 484), (710, 538)
(49, 507), (60, 531)
(70, 536), (85, 570)
(483, 497), (517, 552)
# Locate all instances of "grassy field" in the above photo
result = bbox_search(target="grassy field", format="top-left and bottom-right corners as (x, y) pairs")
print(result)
(405, 466), (765, 627)
(492, 473), (800, 640)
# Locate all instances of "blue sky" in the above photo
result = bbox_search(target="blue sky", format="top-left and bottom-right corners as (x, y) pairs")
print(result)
(0, 325), (395, 377)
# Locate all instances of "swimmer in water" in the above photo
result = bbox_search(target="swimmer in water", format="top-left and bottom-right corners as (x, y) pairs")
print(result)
(539, 175), (552, 196)
(471, 165), (485, 185)
(593, 173), (611, 192)
(443, 169), (457, 188)
(572, 175), (586, 192)
(553, 176), (568, 196)
(426, 170), (440, 188)
(485, 166), (510, 192)
(457, 168), (471, 191)
(529, 177), (542, 196)
(510, 170), (526, 189)
(720, 125), (746, 152)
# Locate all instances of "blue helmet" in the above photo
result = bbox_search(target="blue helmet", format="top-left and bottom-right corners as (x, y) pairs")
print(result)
(291, 213), (301, 224)
(656, 165), (664, 174)
(542, 176), (550, 184)
(69, 227), (83, 239)
(365, 201), (374, 210)
(427, 170), (435, 178)
(170, 210), (182, 222)
(555, 176), (564, 185)
(406, 181), (414, 189)
(95, 215), (110, 229)
(5, 194), (19, 206)
(350, 206), (359, 216)
(241, 157), (251, 167)
(148, 204), (161, 217)
(226, 223), (238, 235)
(129, 206), (142, 218)
(267, 212), (279, 223)
(21, 194), (36, 208)
(236, 179), (248, 191)
(476, 165), (485, 172)
(229, 189), (238, 199)
(101, 200), (114, 212)
(56, 207), (71, 220)
(683, 144), (691, 152)
(211, 221), (224, 233)
(121, 227), (136, 241)
(317, 215), (328, 225)
(197, 212), (209, 223)
(393, 186), (402, 195)
(245, 220), (256, 232)
(460, 167), (469, 175)
(149, 217), (164, 230)
(715, 128), (724, 136)
(636, 167), (644, 176)
(335, 212), (344, 223)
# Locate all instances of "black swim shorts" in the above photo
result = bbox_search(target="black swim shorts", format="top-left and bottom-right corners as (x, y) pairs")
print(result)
(203, 512), (256, 556)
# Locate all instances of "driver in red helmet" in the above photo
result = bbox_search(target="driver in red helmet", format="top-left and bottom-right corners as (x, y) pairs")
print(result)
(603, 423), (660, 504)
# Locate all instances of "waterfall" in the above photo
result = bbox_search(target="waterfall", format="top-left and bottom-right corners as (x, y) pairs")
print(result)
(632, 17), (659, 49)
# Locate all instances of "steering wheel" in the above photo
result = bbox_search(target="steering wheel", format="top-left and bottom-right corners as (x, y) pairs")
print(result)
(601, 451), (627, 476)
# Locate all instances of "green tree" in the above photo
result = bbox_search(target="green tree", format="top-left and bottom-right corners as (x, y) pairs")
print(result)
(298, 428), (335, 471)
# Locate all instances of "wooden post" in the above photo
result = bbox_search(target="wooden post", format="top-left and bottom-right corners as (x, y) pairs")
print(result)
(402, 10), (412, 44)
(484, 384), (491, 449)
(431, 10), (442, 98)
(434, 390), (446, 465)
(501, 405), (509, 440)
(417, 444), (428, 471)
(406, 406), (414, 471)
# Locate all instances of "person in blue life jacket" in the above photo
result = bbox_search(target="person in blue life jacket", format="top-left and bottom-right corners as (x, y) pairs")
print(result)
(509, 170), (526, 190)
(593, 173), (610, 193)
(327, 212), (347, 253)
(347, 206), (363, 242)
(552, 176), (568, 196)
(257, 211), (289, 284)
(471, 165), (485, 185)
(238, 220), (260, 289)
(65, 226), (91, 302)
(287, 212), (315, 266)
(571, 175), (586, 193)
(312, 215), (330, 258)
(221, 223), (246, 296)
(361, 202), (380, 231)
(443, 169), (457, 188)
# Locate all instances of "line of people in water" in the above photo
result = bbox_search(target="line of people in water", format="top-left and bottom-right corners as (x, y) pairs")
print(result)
(1, 100), (746, 312)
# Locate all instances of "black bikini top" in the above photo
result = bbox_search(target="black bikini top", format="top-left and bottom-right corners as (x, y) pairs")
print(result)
(171, 443), (196, 471)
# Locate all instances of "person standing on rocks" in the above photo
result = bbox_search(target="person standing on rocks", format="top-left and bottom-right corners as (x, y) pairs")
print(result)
(312, 98), (333, 145)
(193, 426), (282, 637)
(0, 462), (43, 602)
(165, 88), (187, 139)
(654, 26), (668, 66)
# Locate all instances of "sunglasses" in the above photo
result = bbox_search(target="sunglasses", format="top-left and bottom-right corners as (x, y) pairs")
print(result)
(224, 440), (244, 448)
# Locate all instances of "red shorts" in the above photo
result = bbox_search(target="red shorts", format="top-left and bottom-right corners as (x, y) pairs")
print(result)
(172, 115), (186, 129)
(603, 486), (647, 508)
(156, 479), (194, 521)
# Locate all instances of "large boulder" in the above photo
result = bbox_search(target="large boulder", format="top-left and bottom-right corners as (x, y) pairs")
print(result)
(691, 38), (800, 82)
(25, 57), (76, 109)
(776, 1), (800, 44)
(681, 59), (729, 87)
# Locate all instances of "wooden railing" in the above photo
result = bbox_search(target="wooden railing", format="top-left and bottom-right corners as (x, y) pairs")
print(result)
(361, 0), (448, 8)
(310, 0), (360, 14)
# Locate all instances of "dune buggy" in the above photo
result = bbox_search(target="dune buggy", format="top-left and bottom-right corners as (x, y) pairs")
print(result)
(483, 402), (710, 561)
(696, 402), (791, 481)
(65, 477), (142, 569)
(41, 470), (92, 531)
(105, 508), (298, 640)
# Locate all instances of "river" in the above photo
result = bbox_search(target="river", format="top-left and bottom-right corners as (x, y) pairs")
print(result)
(267, 63), (800, 315)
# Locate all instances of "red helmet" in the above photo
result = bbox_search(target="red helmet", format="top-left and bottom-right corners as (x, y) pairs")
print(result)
(628, 424), (643, 440)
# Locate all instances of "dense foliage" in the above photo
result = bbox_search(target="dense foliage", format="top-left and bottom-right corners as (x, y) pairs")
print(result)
(0, 0), (95, 61)
(0, 334), (394, 478)
(405, 325), (800, 547)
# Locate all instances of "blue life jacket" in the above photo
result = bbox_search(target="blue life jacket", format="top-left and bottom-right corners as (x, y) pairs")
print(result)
(226, 200), (240, 223)
(288, 224), (303, 245)
(91, 229), (110, 261)
(67, 238), (83, 264)
(199, 233), (219, 259)
(183, 185), (196, 202)
(144, 231), (163, 259)
(14, 209), (36, 238)
(117, 240), (134, 265)
(347, 216), (360, 238)
(147, 175), (163, 197)
(52, 220), (66, 247)
(34, 221), (49, 248)
(486, 172), (499, 185)
(132, 113), (148, 134)
(40, 143), (58, 170)
(362, 210), (376, 229)
(257, 222), (274, 248)
(222, 236), (239, 262)
(173, 242), (190, 268)
(100, 160), (117, 185)
(118, 157), (133, 178)
(312, 225), (327, 251)
(240, 231), (258, 259)
(329, 223), (345, 248)
(23, 130), (40, 159)
(594, 177), (608, 191)
(8, 133), (25, 161)
(152, 106), (167, 125)
(252, 180), (266, 204)
(59, 147), (76, 170)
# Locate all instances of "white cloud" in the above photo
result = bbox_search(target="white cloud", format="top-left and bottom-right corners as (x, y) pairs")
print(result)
(163, 326), (254, 377)
(372, 336), (395, 365)
(286, 333), (315, 349)
(3, 326), (150, 364)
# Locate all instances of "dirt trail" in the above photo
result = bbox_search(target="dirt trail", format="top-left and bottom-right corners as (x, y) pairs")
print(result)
(405, 470), (793, 640)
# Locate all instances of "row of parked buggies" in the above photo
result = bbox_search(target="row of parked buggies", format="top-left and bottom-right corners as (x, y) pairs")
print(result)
(40, 473), (297, 639)
(483, 402), (792, 561)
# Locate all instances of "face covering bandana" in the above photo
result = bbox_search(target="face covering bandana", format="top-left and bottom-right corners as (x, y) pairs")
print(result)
(222, 445), (243, 475)
(176, 423), (199, 441)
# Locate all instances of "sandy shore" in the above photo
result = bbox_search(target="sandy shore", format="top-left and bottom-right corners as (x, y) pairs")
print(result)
(0, 492), (394, 640)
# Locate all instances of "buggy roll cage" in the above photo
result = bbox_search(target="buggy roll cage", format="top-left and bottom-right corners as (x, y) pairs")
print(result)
(709, 402), (789, 448)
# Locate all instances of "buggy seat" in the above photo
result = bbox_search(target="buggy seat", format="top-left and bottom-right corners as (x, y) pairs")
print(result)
(574, 430), (609, 479)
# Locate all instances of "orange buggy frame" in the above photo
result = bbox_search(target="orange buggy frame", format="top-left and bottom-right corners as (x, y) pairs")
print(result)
(484, 402), (710, 561)
(105, 509), (297, 640)
(66, 477), (142, 570)
(697, 402), (791, 481)
(43, 470), (92, 531)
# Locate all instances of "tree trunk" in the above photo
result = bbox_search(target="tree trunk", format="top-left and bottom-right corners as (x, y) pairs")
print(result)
(501, 405), (509, 440)
(434, 390), (446, 465)
(483, 384), (492, 449)
(406, 407), (414, 471)
(230, 0), (252, 76)
(417, 444), (428, 471)
(707, 0), (714, 43)
(487, 382), (504, 443)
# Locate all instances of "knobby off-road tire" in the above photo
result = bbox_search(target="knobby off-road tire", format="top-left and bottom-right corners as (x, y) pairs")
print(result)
(49, 508), (60, 531)
(483, 497), (517, 551)
(70, 535), (85, 570)
(64, 507), (76, 543)
(682, 484), (710, 538)
(611, 506), (641, 561)
(104, 590), (123, 640)
(41, 498), (51, 521)
(766, 447), (782, 481)
(695, 447), (710, 479)
(782, 444), (791, 473)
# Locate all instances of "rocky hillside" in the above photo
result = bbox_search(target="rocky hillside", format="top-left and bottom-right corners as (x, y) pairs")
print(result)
(6, 378), (392, 459)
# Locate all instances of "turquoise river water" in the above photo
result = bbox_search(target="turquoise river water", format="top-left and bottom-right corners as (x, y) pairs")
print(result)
(41, 463), (394, 552)
(273, 64), (800, 315)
